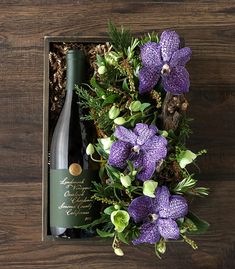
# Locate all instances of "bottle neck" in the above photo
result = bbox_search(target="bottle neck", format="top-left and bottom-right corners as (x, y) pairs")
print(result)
(66, 50), (86, 94)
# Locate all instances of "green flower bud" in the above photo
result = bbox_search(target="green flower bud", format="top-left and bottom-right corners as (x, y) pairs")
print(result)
(160, 130), (168, 137)
(143, 180), (158, 198)
(129, 101), (142, 112)
(179, 150), (197, 169)
(180, 227), (187, 234)
(86, 143), (95, 156)
(111, 210), (130, 233)
(114, 117), (126, 125)
(114, 204), (121, 210)
(120, 174), (132, 188)
(98, 65), (107, 75)
(114, 247), (124, 256)
(109, 106), (120, 120)
(131, 170), (137, 176)
(156, 240), (166, 254)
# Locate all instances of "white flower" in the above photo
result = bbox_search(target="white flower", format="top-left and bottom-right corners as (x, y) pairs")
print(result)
(99, 137), (113, 154)
(143, 180), (158, 198)
(179, 150), (197, 168)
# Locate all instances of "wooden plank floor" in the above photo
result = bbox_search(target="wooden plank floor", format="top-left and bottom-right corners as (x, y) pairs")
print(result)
(0, 1), (234, 268)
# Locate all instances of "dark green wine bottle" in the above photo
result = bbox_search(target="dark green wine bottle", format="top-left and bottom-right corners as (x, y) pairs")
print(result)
(50, 50), (97, 238)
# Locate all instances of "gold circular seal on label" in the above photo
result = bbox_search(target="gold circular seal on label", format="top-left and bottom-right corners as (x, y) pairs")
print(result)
(69, 163), (82, 176)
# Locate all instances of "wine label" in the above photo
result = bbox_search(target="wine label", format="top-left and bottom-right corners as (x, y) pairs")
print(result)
(50, 169), (94, 228)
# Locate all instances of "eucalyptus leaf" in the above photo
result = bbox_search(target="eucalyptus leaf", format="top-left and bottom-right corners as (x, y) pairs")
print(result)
(106, 165), (120, 181)
(186, 211), (210, 234)
(140, 103), (151, 113)
(112, 182), (123, 189)
(117, 232), (129, 245)
(184, 217), (198, 232)
(104, 206), (116, 215)
(99, 166), (105, 180)
(96, 228), (114, 238)
(103, 94), (119, 106)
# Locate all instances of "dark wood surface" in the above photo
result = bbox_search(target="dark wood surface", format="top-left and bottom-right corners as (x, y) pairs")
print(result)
(0, 1), (234, 268)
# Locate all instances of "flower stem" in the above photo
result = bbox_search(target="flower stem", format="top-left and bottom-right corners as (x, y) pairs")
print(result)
(91, 155), (106, 163)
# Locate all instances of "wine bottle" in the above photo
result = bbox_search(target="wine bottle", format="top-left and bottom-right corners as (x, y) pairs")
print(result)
(49, 49), (97, 238)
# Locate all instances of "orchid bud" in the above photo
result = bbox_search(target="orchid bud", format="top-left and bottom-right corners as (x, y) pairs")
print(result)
(109, 106), (120, 119)
(98, 65), (107, 75)
(114, 248), (124, 256)
(129, 101), (141, 112)
(114, 117), (126, 125)
(131, 170), (137, 176)
(160, 130), (168, 137)
(114, 204), (121, 210)
(156, 240), (166, 254)
(86, 143), (95, 156)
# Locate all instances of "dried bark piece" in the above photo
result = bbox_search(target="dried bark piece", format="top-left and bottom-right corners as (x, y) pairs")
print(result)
(160, 92), (189, 131)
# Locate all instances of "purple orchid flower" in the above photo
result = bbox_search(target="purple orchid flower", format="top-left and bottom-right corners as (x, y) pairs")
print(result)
(139, 30), (192, 95)
(108, 123), (167, 181)
(128, 186), (188, 244)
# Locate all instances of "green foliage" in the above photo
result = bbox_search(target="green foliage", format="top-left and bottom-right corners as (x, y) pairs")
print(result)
(92, 181), (116, 203)
(73, 22), (209, 257)
(96, 228), (114, 238)
(173, 176), (197, 194)
(75, 85), (103, 111)
(108, 21), (132, 54)
(75, 84), (114, 135)
(185, 212), (210, 234)
(140, 31), (159, 45)
(177, 116), (193, 145)
(190, 187), (209, 197)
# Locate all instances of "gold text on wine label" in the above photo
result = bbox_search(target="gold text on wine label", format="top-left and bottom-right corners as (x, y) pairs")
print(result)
(69, 163), (82, 176)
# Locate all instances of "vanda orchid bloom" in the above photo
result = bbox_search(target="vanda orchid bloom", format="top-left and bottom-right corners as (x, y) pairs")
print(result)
(128, 186), (188, 244)
(108, 123), (167, 181)
(139, 30), (192, 95)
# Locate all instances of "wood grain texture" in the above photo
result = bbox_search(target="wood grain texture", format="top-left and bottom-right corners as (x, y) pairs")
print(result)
(0, 1), (234, 268)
